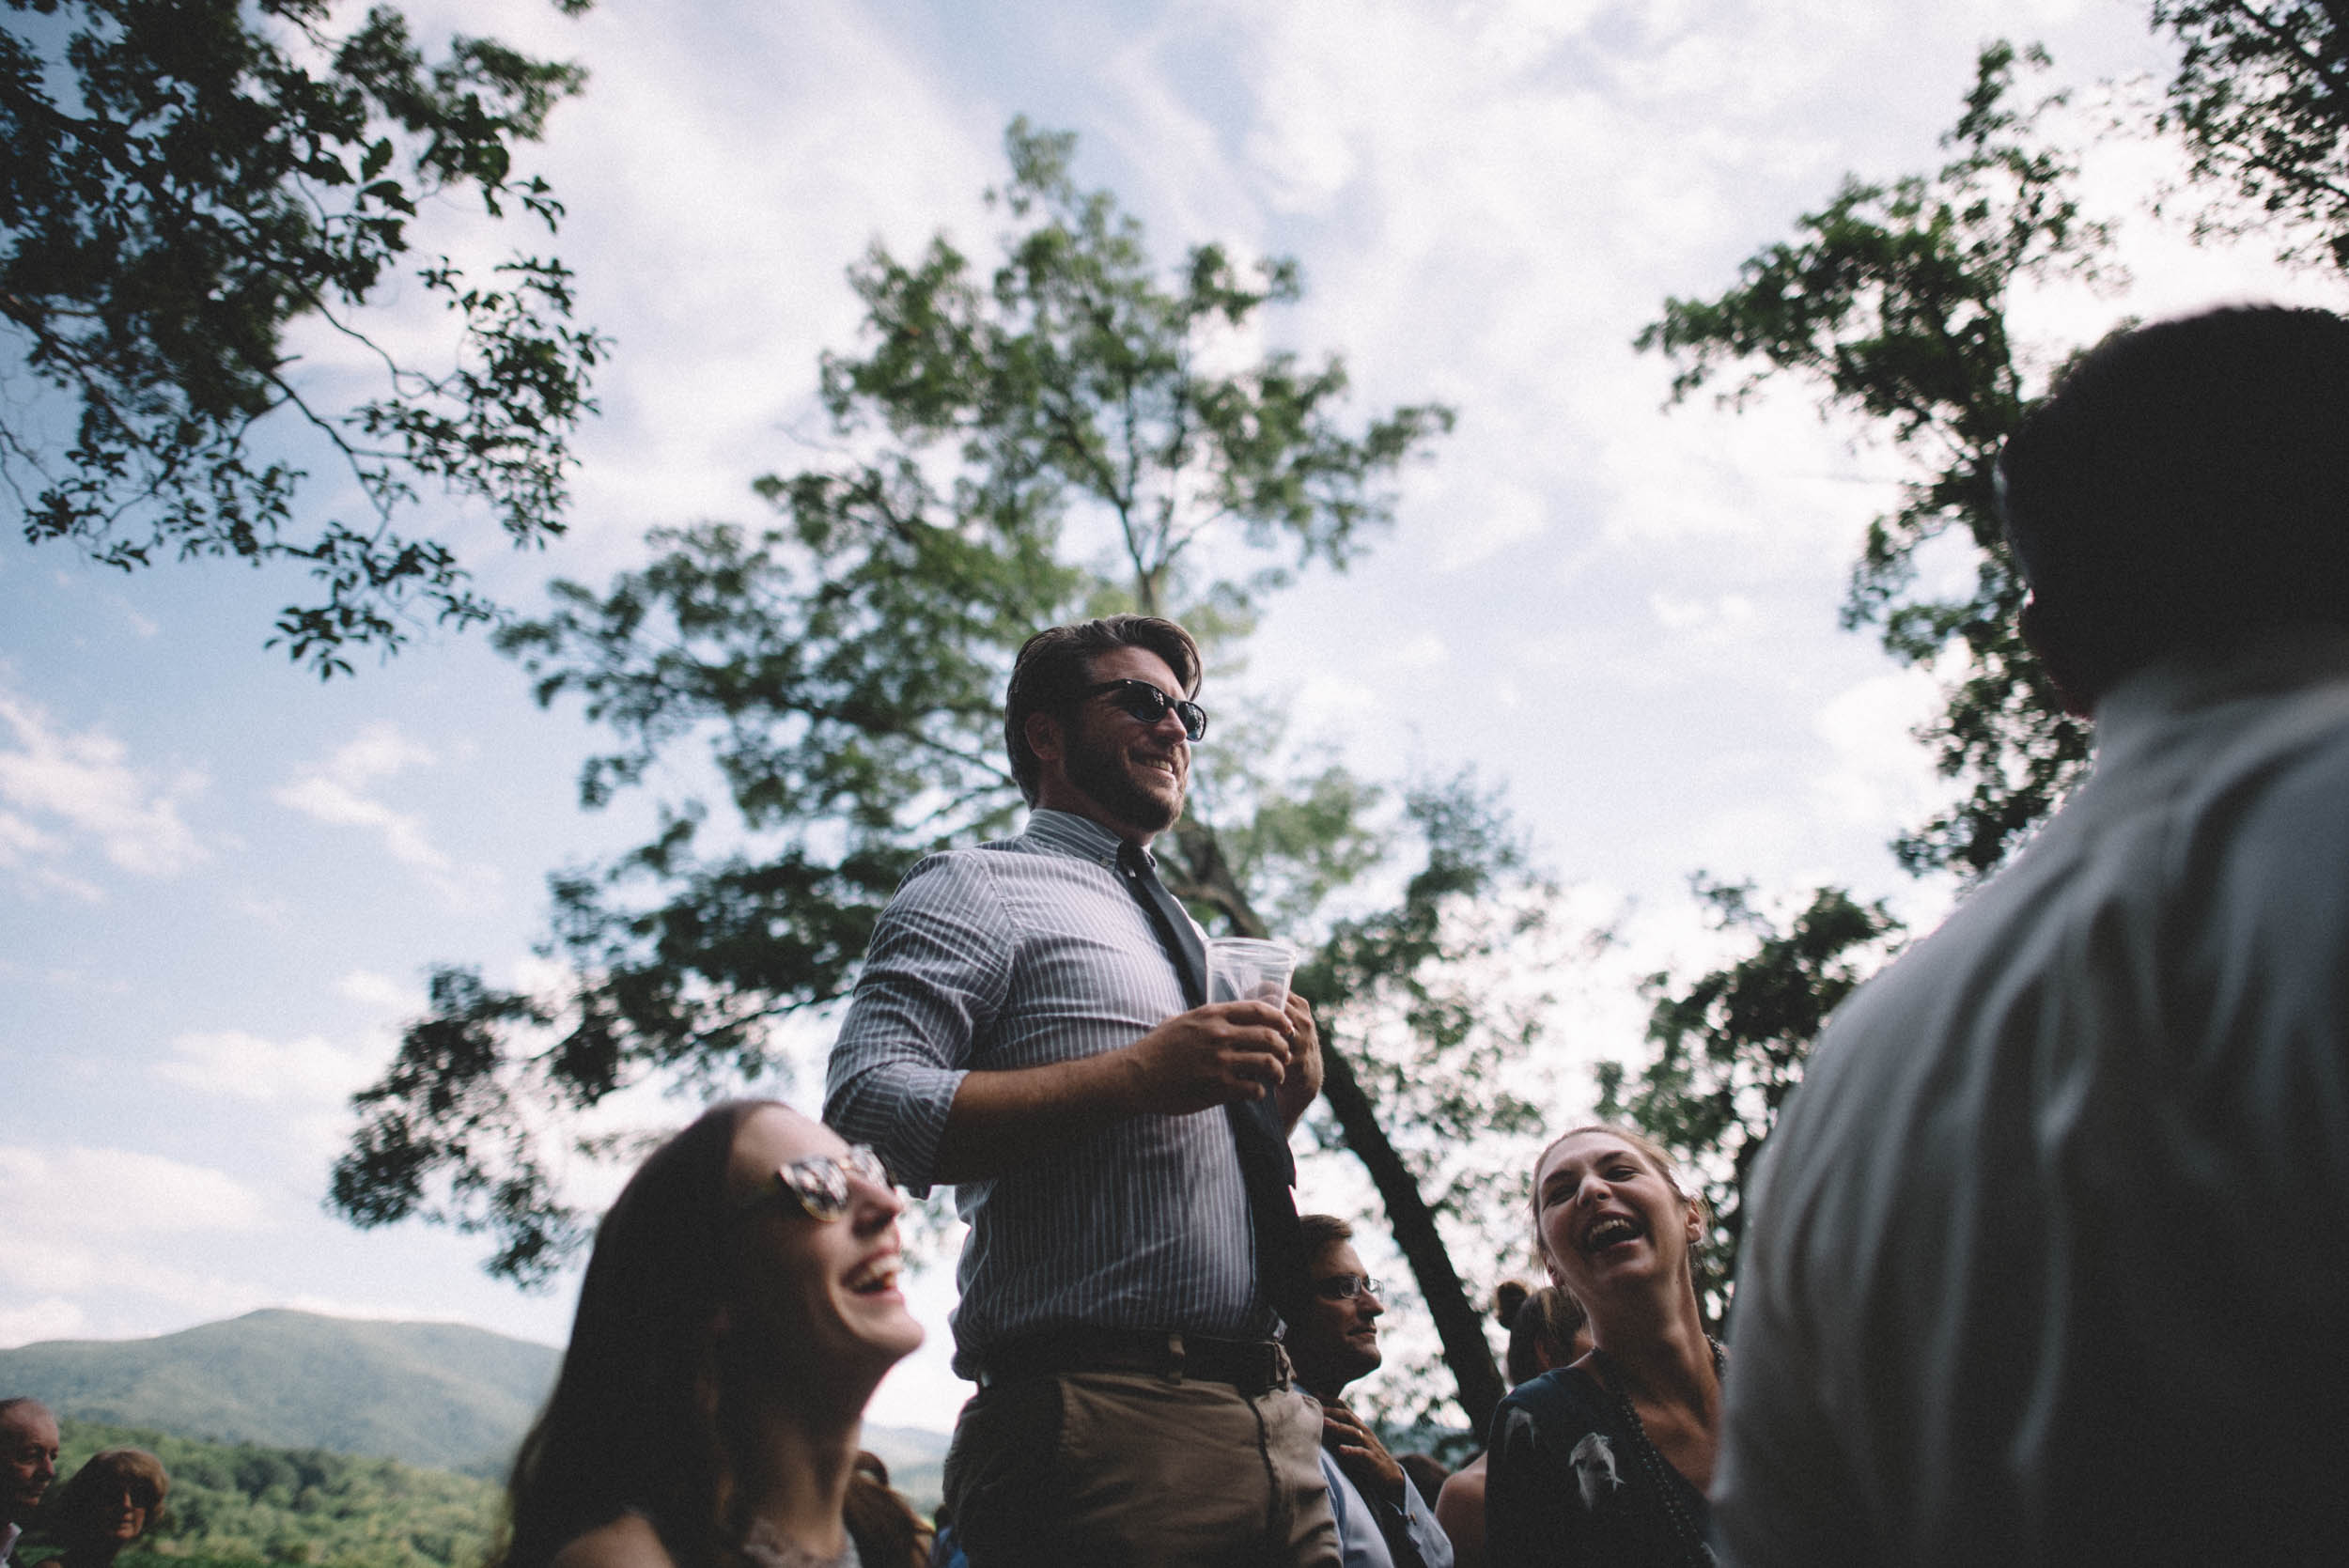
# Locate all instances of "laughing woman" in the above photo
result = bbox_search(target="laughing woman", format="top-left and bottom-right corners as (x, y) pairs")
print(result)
(497, 1099), (926, 1568)
(1485, 1126), (1723, 1568)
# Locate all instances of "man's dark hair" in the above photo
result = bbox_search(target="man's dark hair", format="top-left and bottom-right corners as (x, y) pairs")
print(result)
(1003, 615), (1203, 806)
(1299, 1212), (1354, 1263)
(1997, 304), (2349, 694)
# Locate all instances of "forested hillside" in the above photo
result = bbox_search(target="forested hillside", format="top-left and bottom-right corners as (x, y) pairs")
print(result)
(27, 1420), (504, 1568)
(1, 1309), (950, 1517)
(0, 1312), (557, 1476)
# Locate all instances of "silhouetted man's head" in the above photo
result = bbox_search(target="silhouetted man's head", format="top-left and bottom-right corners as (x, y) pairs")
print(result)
(1997, 304), (2349, 708)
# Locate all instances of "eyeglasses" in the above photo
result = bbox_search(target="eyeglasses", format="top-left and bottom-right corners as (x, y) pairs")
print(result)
(1312, 1273), (1383, 1302)
(741, 1144), (893, 1222)
(1081, 679), (1208, 742)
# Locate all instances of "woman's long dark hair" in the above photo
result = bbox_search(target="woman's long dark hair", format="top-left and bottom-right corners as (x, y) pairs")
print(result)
(497, 1099), (773, 1568)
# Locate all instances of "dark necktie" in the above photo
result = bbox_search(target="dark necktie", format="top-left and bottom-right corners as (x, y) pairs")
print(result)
(1116, 840), (1311, 1327)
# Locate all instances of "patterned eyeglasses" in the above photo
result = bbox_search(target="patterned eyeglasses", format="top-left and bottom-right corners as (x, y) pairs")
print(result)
(741, 1144), (893, 1221)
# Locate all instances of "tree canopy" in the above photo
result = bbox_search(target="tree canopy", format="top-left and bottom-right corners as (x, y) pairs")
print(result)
(1, 0), (602, 675)
(1597, 880), (1903, 1326)
(1621, 8), (2349, 1295)
(329, 120), (1549, 1429)
(2156, 0), (2349, 269)
(1619, 47), (2113, 1289)
(1638, 41), (2103, 880)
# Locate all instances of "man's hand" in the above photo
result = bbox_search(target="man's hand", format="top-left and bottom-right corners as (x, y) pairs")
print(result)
(1322, 1398), (1407, 1510)
(1273, 990), (1322, 1129)
(932, 994), (1309, 1182)
(1118, 1000), (1296, 1116)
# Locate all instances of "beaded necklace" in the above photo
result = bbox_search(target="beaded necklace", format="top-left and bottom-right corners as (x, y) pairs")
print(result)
(1587, 1340), (1725, 1568)
(737, 1517), (860, 1568)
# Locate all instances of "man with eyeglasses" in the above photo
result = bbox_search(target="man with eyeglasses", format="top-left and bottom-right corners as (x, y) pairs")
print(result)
(1288, 1217), (1453, 1568)
(826, 613), (1334, 1566)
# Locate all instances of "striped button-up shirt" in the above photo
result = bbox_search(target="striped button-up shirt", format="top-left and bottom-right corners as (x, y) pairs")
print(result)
(824, 809), (1267, 1375)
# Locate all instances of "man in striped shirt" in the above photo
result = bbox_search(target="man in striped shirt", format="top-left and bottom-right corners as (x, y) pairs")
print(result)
(826, 613), (1337, 1566)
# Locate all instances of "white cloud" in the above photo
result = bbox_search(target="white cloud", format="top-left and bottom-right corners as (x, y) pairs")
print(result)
(1810, 666), (1949, 839)
(274, 722), (499, 905)
(0, 685), (209, 887)
(1377, 633), (1451, 675)
(0, 1298), (86, 1348)
(0, 1146), (269, 1237)
(158, 1030), (380, 1108)
(0, 1147), (288, 1347)
(335, 970), (417, 1013)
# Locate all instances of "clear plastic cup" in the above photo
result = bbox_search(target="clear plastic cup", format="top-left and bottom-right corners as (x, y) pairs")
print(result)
(1207, 937), (1297, 1006)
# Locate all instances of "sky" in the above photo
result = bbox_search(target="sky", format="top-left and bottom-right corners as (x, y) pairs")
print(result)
(4, 0), (2341, 1435)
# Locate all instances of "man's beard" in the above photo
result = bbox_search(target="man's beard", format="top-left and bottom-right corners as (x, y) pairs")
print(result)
(1066, 726), (1182, 833)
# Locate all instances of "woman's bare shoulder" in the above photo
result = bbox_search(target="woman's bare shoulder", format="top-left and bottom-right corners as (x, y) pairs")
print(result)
(551, 1514), (677, 1568)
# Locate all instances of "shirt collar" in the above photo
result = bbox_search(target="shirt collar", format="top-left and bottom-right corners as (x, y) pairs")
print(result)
(2092, 623), (2349, 776)
(1022, 808), (1143, 869)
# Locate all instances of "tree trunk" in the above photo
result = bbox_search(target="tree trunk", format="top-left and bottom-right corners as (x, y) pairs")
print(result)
(1170, 817), (1507, 1435)
(1317, 1038), (1509, 1436)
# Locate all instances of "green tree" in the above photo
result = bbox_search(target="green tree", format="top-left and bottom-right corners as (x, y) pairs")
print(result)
(2156, 0), (2349, 270)
(2, 0), (604, 675)
(1618, 42), (2108, 1293)
(1595, 880), (1903, 1326)
(1622, 12), (2349, 1295)
(330, 120), (1547, 1429)
(1638, 41), (2104, 880)
(1299, 773), (1564, 1430)
(44, 1419), (504, 1568)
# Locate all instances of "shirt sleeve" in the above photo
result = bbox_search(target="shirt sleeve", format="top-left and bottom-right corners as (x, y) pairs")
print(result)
(823, 852), (1016, 1195)
(1710, 1132), (1868, 1568)
(1398, 1477), (1455, 1568)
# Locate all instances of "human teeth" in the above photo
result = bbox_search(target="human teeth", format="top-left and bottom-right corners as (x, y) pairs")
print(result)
(848, 1262), (899, 1293)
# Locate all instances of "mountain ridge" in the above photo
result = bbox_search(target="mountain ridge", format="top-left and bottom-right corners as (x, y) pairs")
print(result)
(0, 1309), (560, 1475)
(0, 1308), (951, 1494)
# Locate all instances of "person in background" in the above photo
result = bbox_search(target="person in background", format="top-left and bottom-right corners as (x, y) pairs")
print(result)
(1486, 1126), (1721, 1568)
(39, 1449), (167, 1568)
(1287, 1215), (1453, 1568)
(0, 1400), (59, 1568)
(1713, 305), (2349, 1565)
(1435, 1282), (1588, 1568)
(497, 1099), (924, 1568)
(841, 1453), (932, 1568)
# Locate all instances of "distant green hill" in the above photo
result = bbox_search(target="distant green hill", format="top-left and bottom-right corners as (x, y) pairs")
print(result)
(0, 1308), (951, 1510)
(30, 1417), (504, 1568)
(0, 1311), (558, 1476)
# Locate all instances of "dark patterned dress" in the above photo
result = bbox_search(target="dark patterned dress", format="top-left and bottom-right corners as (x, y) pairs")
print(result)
(1485, 1363), (1714, 1568)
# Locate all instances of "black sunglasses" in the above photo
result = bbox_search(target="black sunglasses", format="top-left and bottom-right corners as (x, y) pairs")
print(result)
(1312, 1272), (1383, 1302)
(1081, 679), (1207, 742)
(739, 1144), (893, 1222)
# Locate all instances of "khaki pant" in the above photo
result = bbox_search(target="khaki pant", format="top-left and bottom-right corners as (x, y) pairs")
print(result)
(943, 1367), (1339, 1568)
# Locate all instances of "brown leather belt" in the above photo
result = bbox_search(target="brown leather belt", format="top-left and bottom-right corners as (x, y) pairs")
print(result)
(973, 1327), (1292, 1393)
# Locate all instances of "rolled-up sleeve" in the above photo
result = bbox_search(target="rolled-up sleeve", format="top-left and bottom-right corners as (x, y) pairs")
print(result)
(823, 852), (1015, 1194)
